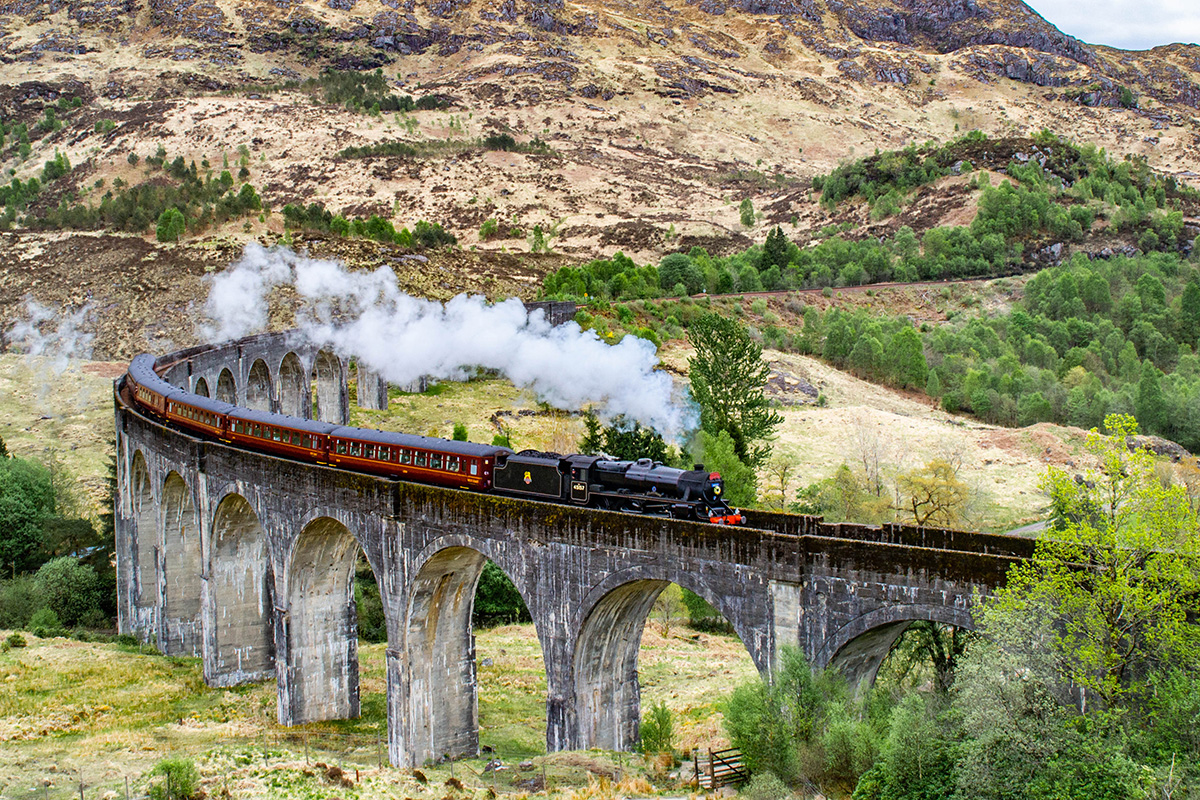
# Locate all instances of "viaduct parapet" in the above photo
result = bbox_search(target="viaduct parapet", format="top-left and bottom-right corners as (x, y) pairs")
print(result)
(115, 325), (1032, 767)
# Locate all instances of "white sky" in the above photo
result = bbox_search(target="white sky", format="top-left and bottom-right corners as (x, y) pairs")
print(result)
(1026, 0), (1200, 50)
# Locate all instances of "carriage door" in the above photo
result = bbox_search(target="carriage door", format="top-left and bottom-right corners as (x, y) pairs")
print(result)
(570, 466), (589, 503)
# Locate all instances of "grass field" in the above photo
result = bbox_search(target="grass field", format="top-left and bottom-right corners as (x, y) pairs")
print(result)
(0, 618), (757, 798)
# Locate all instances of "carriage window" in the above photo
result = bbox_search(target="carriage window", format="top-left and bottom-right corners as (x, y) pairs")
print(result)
(470, 462), (478, 476)
(400, 450), (411, 465)
(336, 441), (346, 454)
(415, 452), (427, 467)
(380, 447), (390, 461)
(365, 444), (375, 459)
(448, 456), (460, 472)
(350, 442), (361, 457)
(291, 432), (301, 445)
(430, 454), (442, 470)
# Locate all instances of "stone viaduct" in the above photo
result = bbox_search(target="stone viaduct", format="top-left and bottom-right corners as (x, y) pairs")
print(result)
(115, 320), (1034, 768)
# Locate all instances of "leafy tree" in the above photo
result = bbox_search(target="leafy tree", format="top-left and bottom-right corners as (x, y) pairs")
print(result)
(452, 423), (468, 441)
(739, 198), (755, 228)
(658, 253), (703, 295)
(895, 458), (969, 527)
(473, 560), (529, 626)
(1135, 366), (1167, 434)
(996, 414), (1200, 710)
(688, 313), (782, 468)
(887, 326), (927, 389)
(798, 464), (890, 524)
(155, 207), (185, 243)
(698, 430), (756, 508)
(0, 456), (55, 574)
(35, 557), (100, 627)
(1180, 277), (1200, 348)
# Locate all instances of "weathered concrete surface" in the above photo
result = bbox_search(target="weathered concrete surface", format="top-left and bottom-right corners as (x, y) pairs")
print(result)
(116, 329), (1030, 767)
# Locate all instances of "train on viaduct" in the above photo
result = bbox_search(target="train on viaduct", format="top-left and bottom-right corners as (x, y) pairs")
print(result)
(114, 312), (1033, 767)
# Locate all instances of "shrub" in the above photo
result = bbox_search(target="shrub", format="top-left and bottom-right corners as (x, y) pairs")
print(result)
(452, 423), (468, 441)
(5, 632), (26, 648)
(36, 557), (101, 627)
(149, 757), (200, 800)
(29, 607), (61, 631)
(741, 771), (790, 800)
(0, 576), (46, 629)
(638, 701), (674, 755)
(479, 218), (499, 240)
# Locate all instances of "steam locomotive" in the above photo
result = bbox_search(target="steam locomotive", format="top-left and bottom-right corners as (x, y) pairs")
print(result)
(124, 354), (744, 525)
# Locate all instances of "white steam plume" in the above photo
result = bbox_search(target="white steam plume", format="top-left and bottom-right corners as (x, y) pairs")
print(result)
(201, 244), (697, 440)
(8, 298), (95, 374)
(8, 297), (96, 413)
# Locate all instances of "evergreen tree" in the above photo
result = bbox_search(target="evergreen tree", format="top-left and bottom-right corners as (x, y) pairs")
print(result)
(688, 313), (783, 468)
(925, 369), (942, 399)
(762, 226), (790, 271)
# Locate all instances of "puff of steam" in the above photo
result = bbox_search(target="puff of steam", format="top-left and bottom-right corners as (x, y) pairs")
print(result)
(8, 298), (94, 374)
(200, 243), (697, 439)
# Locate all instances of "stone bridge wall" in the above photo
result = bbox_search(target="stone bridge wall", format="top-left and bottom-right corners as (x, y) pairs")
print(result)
(115, 327), (1024, 766)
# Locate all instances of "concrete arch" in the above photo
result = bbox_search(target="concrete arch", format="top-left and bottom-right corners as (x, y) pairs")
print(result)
(401, 539), (536, 764)
(208, 493), (275, 687)
(571, 567), (764, 752)
(246, 358), (273, 412)
(161, 471), (202, 656)
(818, 605), (977, 691)
(193, 376), (210, 398)
(281, 516), (362, 724)
(216, 368), (237, 405)
(313, 349), (344, 423)
(278, 352), (308, 418)
(131, 451), (157, 618)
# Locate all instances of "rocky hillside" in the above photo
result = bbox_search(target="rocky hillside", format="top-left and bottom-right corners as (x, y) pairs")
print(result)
(1, 0), (1199, 356)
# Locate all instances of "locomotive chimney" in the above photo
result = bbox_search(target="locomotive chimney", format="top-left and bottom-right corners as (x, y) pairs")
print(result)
(694, 463), (704, 471)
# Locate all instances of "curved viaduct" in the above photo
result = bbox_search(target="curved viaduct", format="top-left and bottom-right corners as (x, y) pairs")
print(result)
(114, 328), (1034, 767)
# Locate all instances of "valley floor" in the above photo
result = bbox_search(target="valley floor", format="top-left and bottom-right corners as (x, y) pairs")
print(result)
(0, 623), (757, 798)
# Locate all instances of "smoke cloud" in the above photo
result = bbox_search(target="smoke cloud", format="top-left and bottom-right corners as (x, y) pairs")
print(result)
(202, 244), (697, 439)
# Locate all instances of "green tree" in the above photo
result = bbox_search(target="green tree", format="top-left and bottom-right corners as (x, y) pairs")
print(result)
(990, 414), (1200, 710)
(473, 560), (530, 626)
(762, 226), (790, 271)
(1135, 366), (1167, 434)
(0, 456), (55, 574)
(698, 430), (756, 507)
(35, 557), (100, 626)
(887, 326), (927, 389)
(1180, 277), (1200, 348)
(155, 207), (186, 243)
(895, 459), (969, 527)
(452, 423), (468, 441)
(739, 198), (755, 227)
(688, 314), (782, 468)
(658, 253), (703, 295)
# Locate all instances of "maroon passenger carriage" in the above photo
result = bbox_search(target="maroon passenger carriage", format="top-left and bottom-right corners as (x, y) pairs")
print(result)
(123, 353), (745, 524)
